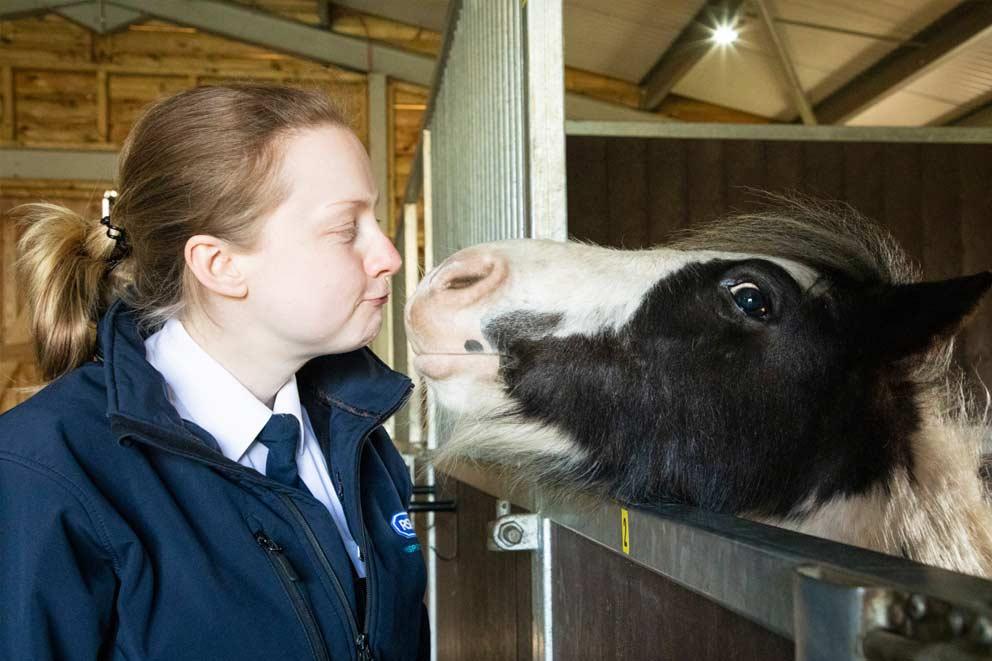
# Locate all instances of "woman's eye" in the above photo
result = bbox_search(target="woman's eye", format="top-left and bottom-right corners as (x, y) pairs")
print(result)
(332, 224), (357, 242)
(728, 282), (770, 318)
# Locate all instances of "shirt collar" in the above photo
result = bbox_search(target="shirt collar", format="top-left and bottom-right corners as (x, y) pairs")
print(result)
(144, 318), (304, 463)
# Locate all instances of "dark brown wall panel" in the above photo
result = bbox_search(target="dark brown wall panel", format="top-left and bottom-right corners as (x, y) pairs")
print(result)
(565, 135), (992, 390)
(432, 479), (532, 661)
(552, 526), (793, 661)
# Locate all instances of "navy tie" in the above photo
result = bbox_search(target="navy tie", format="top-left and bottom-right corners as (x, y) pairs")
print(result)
(256, 413), (308, 492)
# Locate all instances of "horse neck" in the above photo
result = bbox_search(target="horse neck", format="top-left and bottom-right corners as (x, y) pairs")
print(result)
(782, 418), (992, 577)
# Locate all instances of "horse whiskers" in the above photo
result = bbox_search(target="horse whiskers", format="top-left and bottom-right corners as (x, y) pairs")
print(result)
(413, 351), (507, 358)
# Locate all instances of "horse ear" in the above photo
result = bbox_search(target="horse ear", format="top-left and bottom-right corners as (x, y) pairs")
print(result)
(867, 271), (992, 359)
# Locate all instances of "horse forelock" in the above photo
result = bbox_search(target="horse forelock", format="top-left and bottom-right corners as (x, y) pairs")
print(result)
(667, 193), (919, 286)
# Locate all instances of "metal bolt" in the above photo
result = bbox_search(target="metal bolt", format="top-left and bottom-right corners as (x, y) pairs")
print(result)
(971, 617), (992, 646)
(907, 594), (928, 620)
(498, 521), (524, 546)
(947, 610), (966, 636)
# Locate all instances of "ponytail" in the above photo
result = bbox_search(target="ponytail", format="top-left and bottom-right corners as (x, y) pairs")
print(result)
(15, 203), (131, 380)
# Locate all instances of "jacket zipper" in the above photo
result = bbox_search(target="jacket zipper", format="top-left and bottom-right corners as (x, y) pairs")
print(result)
(353, 385), (413, 661)
(254, 530), (331, 661)
(280, 495), (369, 661)
(295, 383), (413, 661)
(118, 381), (412, 661)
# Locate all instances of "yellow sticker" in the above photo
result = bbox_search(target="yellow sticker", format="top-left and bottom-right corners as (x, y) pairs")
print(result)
(621, 507), (630, 554)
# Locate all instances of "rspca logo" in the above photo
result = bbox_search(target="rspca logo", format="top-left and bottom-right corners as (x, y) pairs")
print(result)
(390, 512), (416, 539)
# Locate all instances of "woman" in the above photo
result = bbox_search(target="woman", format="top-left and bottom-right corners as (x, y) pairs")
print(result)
(0, 84), (428, 660)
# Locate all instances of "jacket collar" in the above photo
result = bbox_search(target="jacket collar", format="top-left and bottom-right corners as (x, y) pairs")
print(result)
(98, 298), (412, 439)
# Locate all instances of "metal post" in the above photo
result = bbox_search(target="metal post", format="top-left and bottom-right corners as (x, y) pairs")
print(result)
(754, 0), (817, 126)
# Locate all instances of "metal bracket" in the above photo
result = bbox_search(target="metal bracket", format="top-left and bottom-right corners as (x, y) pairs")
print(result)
(794, 565), (992, 661)
(487, 513), (542, 552)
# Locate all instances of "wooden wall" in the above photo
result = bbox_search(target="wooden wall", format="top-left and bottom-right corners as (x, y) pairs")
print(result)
(432, 479), (533, 661)
(566, 136), (992, 390)
(0, 14), (370, 148)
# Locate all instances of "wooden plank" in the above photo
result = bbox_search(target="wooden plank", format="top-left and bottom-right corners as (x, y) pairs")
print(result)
(14, 69), (99, 144)
(764, 141), (803, 193)
(920, 144), (961, 281)
(564, 136), (610, 246)
(108, 73), (190, 144)
(607, 138), (648, 248)
(0, 14), (93, 68)
(843, 142), (885, 224)
(646, 139), (687, 246)
(1, 66), (13, 141)
(881, 143), (924, 269)
(685, 140), (725, 227)
(96, 69), (109, 143)
(801, 141), (844, 200)
(552, 525), (793, 660)
(723, 139), (766, 213)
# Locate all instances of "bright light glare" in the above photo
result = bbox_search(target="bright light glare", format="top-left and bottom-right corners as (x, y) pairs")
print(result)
(712, 24), (739, 45)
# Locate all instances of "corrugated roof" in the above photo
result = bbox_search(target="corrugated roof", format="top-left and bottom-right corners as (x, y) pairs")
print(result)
(562, 0), (704, 82)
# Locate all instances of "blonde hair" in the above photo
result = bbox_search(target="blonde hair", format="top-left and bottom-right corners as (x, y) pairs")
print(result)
(15, 83), (347, 380)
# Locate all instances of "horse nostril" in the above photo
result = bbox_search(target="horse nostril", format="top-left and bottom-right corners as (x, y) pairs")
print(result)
(438, 259), (494, 291)
(429, 251), (506, 302)
(446, 272), (486, 290)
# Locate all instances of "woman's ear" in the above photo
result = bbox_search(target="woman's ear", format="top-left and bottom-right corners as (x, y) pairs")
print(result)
(184, 234), (248, 299)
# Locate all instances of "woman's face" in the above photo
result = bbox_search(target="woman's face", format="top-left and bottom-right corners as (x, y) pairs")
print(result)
(241, 125), (401, 358)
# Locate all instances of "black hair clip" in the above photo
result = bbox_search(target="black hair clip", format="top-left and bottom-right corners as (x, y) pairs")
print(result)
(101, 190), (130, 267)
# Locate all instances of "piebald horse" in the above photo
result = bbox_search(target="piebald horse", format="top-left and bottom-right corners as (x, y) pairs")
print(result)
(405, 202), (992, 576)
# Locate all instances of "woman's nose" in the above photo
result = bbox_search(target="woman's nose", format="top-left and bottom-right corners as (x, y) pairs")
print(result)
(367, 228), (402, 278)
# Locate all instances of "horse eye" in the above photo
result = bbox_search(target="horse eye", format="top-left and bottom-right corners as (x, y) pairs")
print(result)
(728, 282), (770, 318)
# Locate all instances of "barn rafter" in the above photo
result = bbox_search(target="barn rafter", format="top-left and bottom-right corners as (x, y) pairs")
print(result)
(639, 0), (744, 112)
(812, 0), (992, 125)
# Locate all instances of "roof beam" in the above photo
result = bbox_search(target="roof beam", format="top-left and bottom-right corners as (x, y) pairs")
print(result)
(0, 0), (82, 20)
(55, 1), (142, 34)
(814, 1), (992, 125)
(328, 0), (447, 33)
(100, 0), (435, 85)
(754, 0), (815, 125)
(640, 0), (744, 111)
(952, 99), (992, 127)
(0, 148), (117, 181)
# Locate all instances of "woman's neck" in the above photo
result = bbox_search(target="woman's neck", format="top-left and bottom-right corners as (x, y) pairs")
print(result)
(180, 309), (303, 409)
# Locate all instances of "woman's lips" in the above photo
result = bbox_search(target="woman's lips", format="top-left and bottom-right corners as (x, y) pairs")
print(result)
(367, 293), (389, 306)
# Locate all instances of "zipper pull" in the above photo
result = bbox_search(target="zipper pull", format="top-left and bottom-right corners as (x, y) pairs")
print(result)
(255, 531), (300, 581)
(356, 633), (374, 661)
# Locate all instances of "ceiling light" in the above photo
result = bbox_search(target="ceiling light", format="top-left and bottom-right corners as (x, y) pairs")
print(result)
(712, 24), (739, 45)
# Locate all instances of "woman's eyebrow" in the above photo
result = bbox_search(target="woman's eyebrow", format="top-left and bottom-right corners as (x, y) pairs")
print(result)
(324, 194), (379, 209)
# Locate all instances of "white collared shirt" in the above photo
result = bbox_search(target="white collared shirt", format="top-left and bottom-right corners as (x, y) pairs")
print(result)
(144, 318), (366, 577)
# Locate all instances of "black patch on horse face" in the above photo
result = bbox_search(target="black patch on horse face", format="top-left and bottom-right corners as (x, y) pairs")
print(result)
(482, 311), (563, 352)
(496, 258), (917, 518)
(464, 339), (484, 353)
